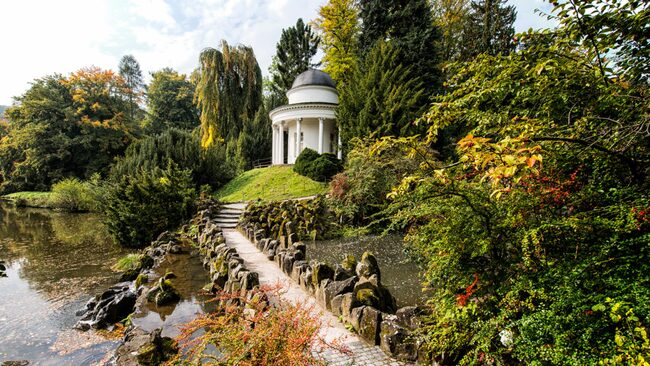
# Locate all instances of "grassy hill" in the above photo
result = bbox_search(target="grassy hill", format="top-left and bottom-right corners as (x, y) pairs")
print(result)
(215, 166), (328, 203)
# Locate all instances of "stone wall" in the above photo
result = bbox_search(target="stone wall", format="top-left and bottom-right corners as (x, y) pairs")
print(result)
(191, 208), (260, 300)
(239, 220), (429, 364)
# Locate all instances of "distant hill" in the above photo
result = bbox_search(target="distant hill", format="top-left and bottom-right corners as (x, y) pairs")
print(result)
(0, 105), (8, 118)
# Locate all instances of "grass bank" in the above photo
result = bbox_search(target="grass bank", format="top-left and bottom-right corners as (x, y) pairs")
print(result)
(2, 191), (53, 208)
(215, 166), (328, 203)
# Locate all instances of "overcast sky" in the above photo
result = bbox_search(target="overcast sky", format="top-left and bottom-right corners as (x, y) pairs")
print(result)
(0, 0), (556, 105)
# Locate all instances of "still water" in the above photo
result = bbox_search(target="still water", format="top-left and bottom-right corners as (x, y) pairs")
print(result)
(0, 203), (212, 365)
(306, 234), (426, 307)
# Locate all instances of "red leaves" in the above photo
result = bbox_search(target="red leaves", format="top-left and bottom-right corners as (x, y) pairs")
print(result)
(456, 273), (479, 307)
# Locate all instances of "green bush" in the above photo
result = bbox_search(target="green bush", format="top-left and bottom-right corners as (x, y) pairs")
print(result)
(328, 138), (420, 226)
(104, 164), (197, 248)
(293, 149), (342, 182)
(109, 128), (234, 189)
(293, 148), (320, 175)
(50, 178), (97, 212)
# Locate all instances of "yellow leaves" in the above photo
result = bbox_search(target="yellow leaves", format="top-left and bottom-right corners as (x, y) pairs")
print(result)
(387, 175), (422, 200)
(200, 125), (224, 149)
(457, 133), (544, 199)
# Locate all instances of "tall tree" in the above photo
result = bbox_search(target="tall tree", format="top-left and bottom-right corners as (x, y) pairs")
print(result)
(195, 40), (263, 149)
(118, 55), (144, 121)
(269, 18), (321, 106)
(0, 69), (135, 193)
(357, 0), (392, 57)
(460, 0), (516, 58)
(313, 0), (360, 86)
(431, 0), (471, 63)
(338, 41), (428, 143)
(357, 0), (443, 93)
(144, 68), (199, 135)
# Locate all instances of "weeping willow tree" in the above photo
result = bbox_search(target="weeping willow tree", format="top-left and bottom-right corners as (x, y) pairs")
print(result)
(195, 40), (264, 149)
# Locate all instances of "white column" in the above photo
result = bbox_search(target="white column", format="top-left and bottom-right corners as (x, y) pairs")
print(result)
(318, 117), (324, 154)
(271, 125), (275, 164)
(296, 118), (302, 157)
(278, 122), (284, 164)
(337, 129), (342, 159)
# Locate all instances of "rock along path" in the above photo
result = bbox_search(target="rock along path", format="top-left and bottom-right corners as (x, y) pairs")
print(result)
(221, 228), (407, 366)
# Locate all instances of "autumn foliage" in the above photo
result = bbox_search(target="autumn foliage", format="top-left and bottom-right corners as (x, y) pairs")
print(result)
(170, 286), (349, 366)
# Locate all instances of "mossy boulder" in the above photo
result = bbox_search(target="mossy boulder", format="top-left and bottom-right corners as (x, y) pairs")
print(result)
(341, 254), (357, 272)
(147, 274), (181, 306)
(353, 276), (397, 313)
(356, 251), (380, 281)
(135, 273), (148, 288)
(136, 328), (178, 366)
(311, 262), (334, 287)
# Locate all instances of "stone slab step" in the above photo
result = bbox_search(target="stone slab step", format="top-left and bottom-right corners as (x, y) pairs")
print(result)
(219, 209), (243, 215)
(214, 216), (239, 221)
(222, 202), (247, 210)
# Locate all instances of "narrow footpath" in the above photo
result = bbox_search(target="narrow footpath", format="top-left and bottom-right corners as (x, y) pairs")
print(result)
(221, 228), (407, 366)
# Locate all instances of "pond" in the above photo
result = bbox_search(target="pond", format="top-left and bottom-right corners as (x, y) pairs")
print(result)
(0, 203), (212, 365)
(306, 234), (426, 308)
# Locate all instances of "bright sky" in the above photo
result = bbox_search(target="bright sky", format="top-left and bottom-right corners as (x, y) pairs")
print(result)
(0, 0), (556, 105)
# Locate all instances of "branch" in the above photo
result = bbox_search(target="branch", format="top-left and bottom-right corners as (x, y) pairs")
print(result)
(529, 136), (646, 181)
(568, 0), (609, 85)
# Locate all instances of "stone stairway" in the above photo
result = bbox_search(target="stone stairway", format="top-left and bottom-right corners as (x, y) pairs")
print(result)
(213, 202), (246, 229)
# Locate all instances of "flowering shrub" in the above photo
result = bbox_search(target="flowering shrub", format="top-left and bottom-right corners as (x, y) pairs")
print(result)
(170, 286), (349, 365)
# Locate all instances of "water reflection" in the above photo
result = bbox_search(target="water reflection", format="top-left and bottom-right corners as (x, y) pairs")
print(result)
(0, 203), (219, 364)
(132, 251), (216, 338)
(306, 234), (426, 307)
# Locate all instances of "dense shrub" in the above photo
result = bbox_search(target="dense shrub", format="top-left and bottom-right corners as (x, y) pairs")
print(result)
(109, 128), (234, 189)
(293, 148), (320, 174)
(50, 176), (101, 212)
(293, 148), (342, 182)
(171, 286), (346, 365)
(328, 138), (421, 226)
(103, 164), (197, 248)
(377, 13), (650, 364)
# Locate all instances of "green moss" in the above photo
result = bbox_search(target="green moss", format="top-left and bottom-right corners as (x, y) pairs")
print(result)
(341, 254), (358, 272)
(135, 273), (148, 288)
(355, 288), (381, 308)
(215, 166), (327, 203)
(112, 254), (143, 272)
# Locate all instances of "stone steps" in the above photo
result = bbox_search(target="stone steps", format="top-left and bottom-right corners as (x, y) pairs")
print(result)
(212, 203), (245, 229)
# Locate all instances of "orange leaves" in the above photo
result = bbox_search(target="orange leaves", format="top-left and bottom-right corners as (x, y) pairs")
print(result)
(172, 286), (350, 366)
(62, 67), (133, 133)
(456, 273), (479, 307)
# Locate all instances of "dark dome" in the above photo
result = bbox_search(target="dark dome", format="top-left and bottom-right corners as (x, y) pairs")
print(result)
(291, 69), (336, 89)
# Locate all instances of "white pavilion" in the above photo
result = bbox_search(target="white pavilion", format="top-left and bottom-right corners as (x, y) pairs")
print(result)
(269, 69), (341, 165)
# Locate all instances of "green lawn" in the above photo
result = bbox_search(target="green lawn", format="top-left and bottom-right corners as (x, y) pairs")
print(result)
(3, 191), (53, 208)
(215, 166), (328, 203)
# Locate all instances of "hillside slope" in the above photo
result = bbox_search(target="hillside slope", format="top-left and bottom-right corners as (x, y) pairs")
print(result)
(215, 166), (327, 203)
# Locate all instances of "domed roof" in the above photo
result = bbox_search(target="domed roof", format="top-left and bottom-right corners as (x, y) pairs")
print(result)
(291, 69), (336, 89)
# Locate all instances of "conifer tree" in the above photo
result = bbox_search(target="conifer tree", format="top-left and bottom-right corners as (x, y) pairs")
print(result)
(338, 41), (428, 143)
(118, 55), (144, 121)
(357, 0), (443, 93)
(269, 18), (320, 106)
(460, 0), (516, 58)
